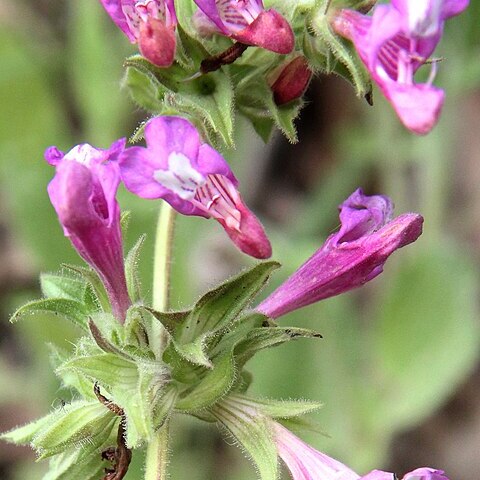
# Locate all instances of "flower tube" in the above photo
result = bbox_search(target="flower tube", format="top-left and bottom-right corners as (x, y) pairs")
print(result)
(45, 140), (131, 321)
(257, 189), (423, 319)
(274, 422), (449, 480)
(99, 0), (177, 67)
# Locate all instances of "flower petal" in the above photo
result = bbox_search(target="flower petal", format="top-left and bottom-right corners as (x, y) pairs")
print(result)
(138, 18), (176, 67)
(441, 0), (469, 18)
(100, 0), (137, 41)
(330, 188), (393, 246)
(403, 467), (449, 480)
(193, 0), (230, 34)
(382, 82), (445, 135)
(232, 9), (294, 54)
(46, 141), (130, 321)
(269, 56), (312, 105)
(274, 423), (360, 480)
(144, 116), (201, 166)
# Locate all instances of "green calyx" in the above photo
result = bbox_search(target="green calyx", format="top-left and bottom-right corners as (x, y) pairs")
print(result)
(3, 241), (323, 479)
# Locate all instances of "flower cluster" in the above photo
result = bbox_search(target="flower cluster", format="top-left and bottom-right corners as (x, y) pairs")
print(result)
(1, 0), (467, 479)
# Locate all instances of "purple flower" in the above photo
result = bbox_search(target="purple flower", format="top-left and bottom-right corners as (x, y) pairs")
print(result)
(99, 0), (177, 67)
(257, 189), (423, 319)
(331, 0), (469, 135)
(274, 422), (449, 480)
(45, 140), (131, 321)
(192, 0), (294, 54)
(119, 116), (272, 259)
(268, 56), (313, 105)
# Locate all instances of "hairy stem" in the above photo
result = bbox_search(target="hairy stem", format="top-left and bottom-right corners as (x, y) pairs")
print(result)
(152, 201), (177, 311)
(145, 201), (176, 480)
(145, 423), (170, 480)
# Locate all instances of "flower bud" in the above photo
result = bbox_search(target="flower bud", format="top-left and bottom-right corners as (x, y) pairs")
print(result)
(268, 56), (312, 105)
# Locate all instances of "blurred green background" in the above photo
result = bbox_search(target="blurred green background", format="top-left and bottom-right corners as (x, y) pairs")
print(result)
(1, 1), (480, 478)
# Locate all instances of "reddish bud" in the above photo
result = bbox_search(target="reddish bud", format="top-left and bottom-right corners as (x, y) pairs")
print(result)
(269, 56), (312, 105)
(139, 18), (176, 68)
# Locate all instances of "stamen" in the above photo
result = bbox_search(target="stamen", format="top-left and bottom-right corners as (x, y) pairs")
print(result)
(218, 0), (261, 31)
(426, 60), (438, 86)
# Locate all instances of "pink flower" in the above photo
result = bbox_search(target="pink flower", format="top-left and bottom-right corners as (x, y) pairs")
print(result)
(118, 116), (272, 259)
(331, 0), (469, 134)
(274, 423), (449, 480)
(99, 0), (177, 67)
(192, 0), (294, 54)
(257, 189), (423, 319)
(45, 140), (131, 321)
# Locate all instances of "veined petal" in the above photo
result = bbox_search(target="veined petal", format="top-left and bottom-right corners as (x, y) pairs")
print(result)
(119, 116), (272, 258)
(331, 2), (455, 134)
(193, 174), (272, 258)
(99, 0), (177, 67)
(193, 0), (293, 53)
(100, 0), (137, 41)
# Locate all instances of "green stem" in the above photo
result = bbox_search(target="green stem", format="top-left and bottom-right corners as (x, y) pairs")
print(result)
(145, 422), (170, 480)
(152, 201), (177, 311)
(145, 201), (176, 480)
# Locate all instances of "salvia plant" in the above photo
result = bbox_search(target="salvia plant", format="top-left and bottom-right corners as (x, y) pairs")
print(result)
(0, 0), (469, 479)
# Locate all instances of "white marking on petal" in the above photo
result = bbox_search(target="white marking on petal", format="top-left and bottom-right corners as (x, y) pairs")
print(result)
(407, 0), (442, 37)
(153, 152), (205, 200)
(63, 144), (101, 166)
(122, 0), (168, 38)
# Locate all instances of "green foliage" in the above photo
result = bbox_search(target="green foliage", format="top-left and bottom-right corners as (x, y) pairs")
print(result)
(123, 50), (235, 148)
(211, 397), (279, 480)
(6, 257), (323, 476)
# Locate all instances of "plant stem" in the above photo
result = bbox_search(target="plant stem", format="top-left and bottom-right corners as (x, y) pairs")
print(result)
(152, 201), (176, 311)
(145, 422), (170, 480)
(145, 201), (176, 480)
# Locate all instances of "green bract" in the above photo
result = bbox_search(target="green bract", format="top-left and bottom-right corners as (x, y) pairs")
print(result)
(2, 238), (323, 479)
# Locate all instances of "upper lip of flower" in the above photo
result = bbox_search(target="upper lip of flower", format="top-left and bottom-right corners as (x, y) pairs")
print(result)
(193, 0), (294, 54)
